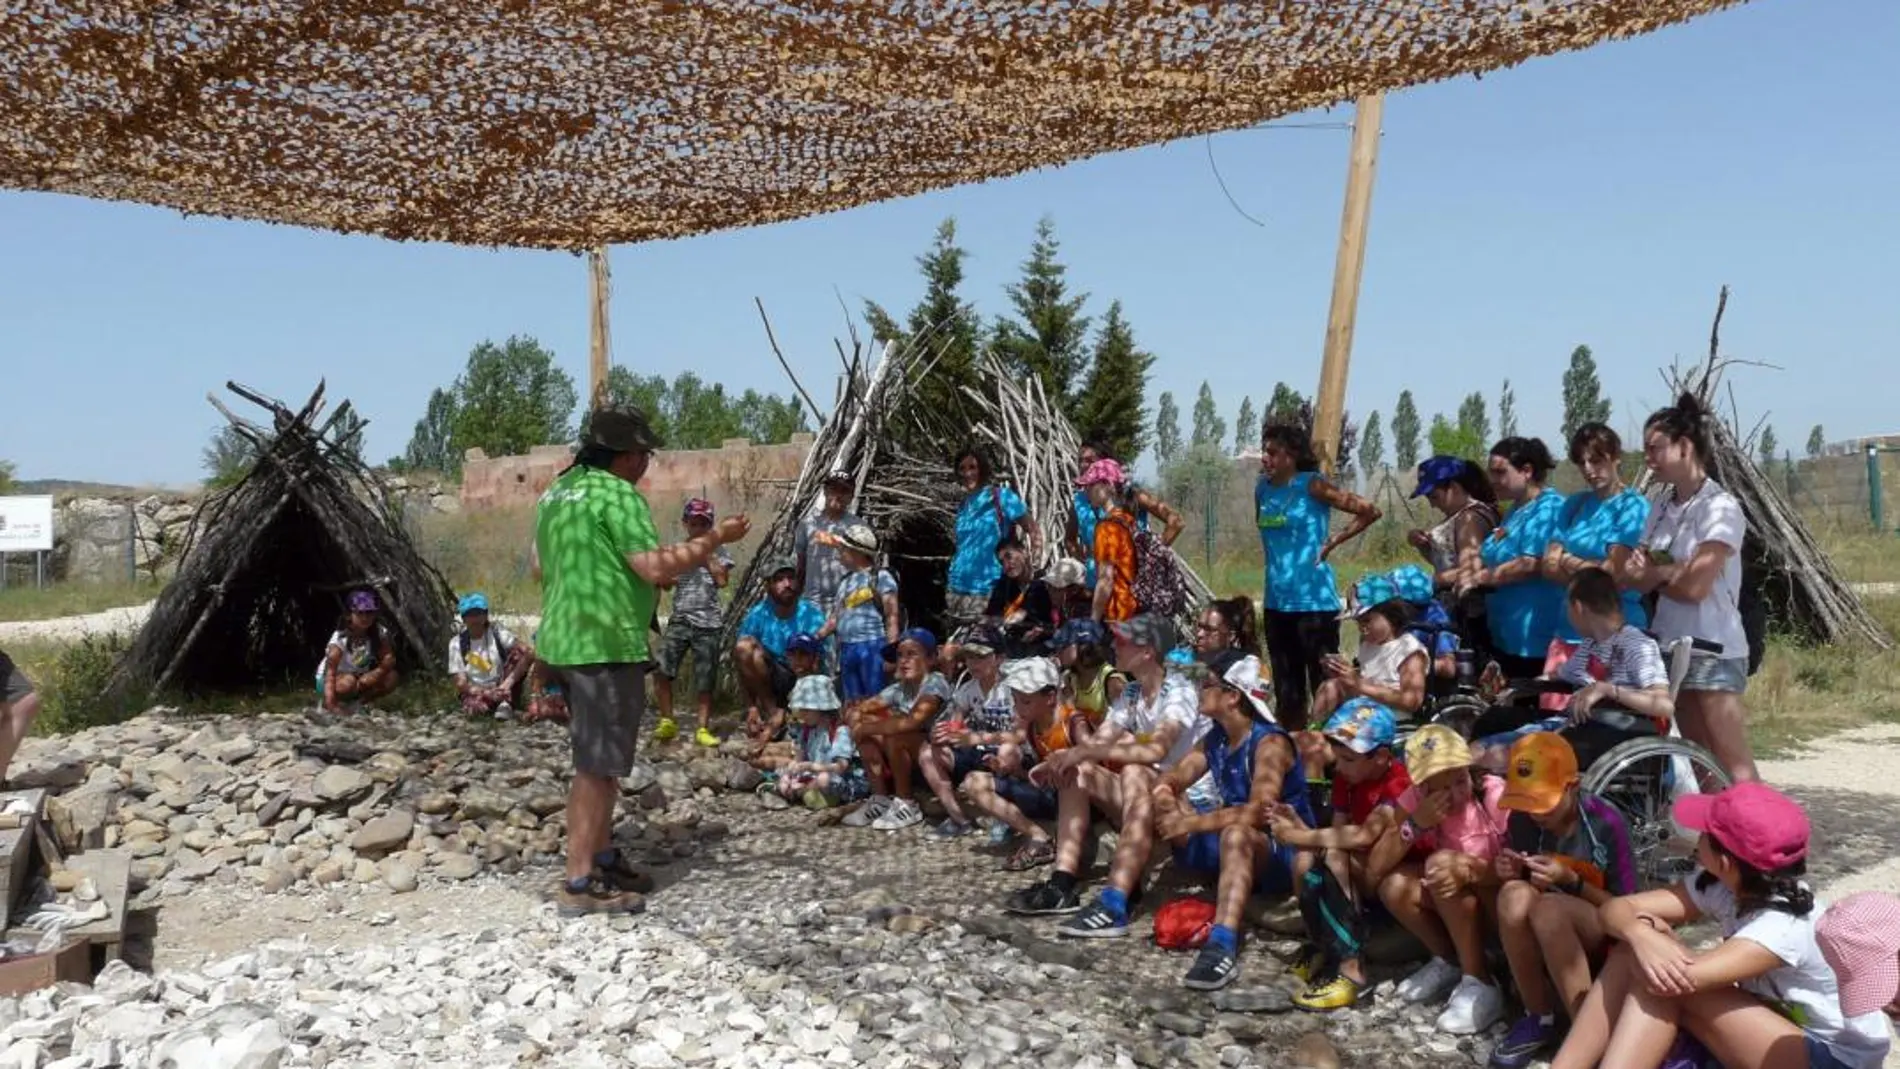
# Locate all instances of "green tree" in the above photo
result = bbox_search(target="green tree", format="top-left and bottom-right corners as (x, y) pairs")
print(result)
(449, 336), (579, 460)
(1457, 392), (1491, 447)
(991, 216), (1092, 413)
(403, 387), (461, 475)
(1561, 345), (1612, 441)
(329, 408), (368, 465)
(1392, 390), (1422, 469)
(1806, 425), (1826, 458)
(1233, 397), (1256, 455)
(864, 218), (981, 424)
(1190, 382), (1226, 450)
(1153, 391), (1182, 468)
(1498, 379), (1519, 439)
(1758, 424), (1779, 470)
(0, 459), (14, 495)
(201, 425), (257, 489)
(1071, 300), (1155, 463)
(733, 389), (808, 445)
(1360, 410), (1385, 481)
(1265, 382), (1306, 427)
(1428, 413), (1485, 462)
(597, 367), (808, 450)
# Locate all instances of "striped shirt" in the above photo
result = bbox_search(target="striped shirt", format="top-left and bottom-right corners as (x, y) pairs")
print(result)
(1557, 624), (1668, 692)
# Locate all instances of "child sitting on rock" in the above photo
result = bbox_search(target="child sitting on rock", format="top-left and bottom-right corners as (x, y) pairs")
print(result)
(772, 676), (868, 809)
(746, 634), (825, 749)
(845, 628), (951, 832)
(317, 590), (400, 712)
(816, 524), (899, 706)
(1051, 618), (1123, 728)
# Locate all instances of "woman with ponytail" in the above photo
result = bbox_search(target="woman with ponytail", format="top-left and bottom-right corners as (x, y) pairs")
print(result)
(1625, 393), (1758, 783)
(1550, 783), (1891, 1069)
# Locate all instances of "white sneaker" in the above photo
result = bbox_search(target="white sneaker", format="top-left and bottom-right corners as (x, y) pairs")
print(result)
(1435, 976), (1505, 1035)
(872, 798), (924, 831)
(1397, 957), (1463, 1005)
(495, 702), (514, 721)
(842, 796), (891, 828)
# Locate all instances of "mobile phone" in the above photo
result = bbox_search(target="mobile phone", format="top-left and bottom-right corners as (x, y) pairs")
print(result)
(1647, 548), (1675, 565)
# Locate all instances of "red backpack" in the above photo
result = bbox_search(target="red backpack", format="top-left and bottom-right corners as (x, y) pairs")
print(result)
(1153, 896), (1217, 950)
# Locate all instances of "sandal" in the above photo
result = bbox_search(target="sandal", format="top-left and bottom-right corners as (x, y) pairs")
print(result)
(1001, 837), (1055, 872)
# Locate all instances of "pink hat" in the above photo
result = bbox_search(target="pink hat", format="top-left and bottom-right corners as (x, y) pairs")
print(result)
(1672, 781), (1810, 873)
(1817, 892), (1900, 1017)
(1075, 457), (1126, 489)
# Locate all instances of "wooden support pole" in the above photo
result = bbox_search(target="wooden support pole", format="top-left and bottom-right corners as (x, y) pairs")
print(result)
(588, 246), (612, 407)
(1311, 93), (1384, 476)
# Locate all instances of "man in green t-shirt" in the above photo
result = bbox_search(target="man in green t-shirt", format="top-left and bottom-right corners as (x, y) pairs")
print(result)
(532, 405), (749, 917)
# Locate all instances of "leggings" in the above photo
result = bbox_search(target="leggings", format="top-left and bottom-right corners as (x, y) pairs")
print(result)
(1265, 609), (1341, 732)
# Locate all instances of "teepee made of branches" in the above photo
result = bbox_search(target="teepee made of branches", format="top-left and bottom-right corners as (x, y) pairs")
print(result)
(114, 382), (456, 697)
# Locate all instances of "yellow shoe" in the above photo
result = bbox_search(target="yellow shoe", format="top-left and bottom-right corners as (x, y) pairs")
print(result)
(694, 727), (721, 748)
(1289, 947), (1326, 985)
(653, 717), (680, 742)
(1293, 975), (1363, 1012)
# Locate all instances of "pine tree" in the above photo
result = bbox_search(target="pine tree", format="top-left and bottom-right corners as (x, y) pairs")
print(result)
(1457, 392), (1491, 447)
(1360, 410), (1385, 481)
(1758, 424), (1779, 470)
(863, 218), (981, 426)
(1266, 382), (1306, 427)
(1190, 382), (1226, 450)
(403, 387), (460, 475)
(1392, 390), (1422, 469)
(1071, 300), (1155, 463)
(1498, 379), (1519, 439)
(1233, 397), (1256, 455)
(1806, 425), (1826, 458)
(1153, 391), (1182, 468)
(991, 216), (1092, 413)
(1561, 345), (1613, 441)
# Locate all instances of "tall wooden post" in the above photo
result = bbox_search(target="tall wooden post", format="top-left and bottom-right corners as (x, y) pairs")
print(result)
(1311, 94), (1384, 476)
(587, 246), (612, 407)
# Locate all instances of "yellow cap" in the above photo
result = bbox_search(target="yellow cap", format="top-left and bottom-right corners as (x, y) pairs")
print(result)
(1498, 732), (1580, 814)
(1404, 724), (1473, 786)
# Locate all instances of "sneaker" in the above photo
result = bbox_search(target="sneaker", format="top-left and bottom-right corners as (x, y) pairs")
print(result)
(1183, 944), (1240, 991)
(494, 701), (515, 721)
(1436, 976), (1506, 1035)
(1292, 974), (1363, 1012)
(871, 798), (924, 831)
(592, 849), (656, 895)
(1397, 957), (1464, 1005)
(1289, 946), (1328, 985)
(694, 727), (721, 748)
(1489, 1014), (1562, 1069)
(1003, 880), (1084, 916)
(926, 818), (974, 841)
(987, 821), (1013, 847)
(652, 717), (680, 742)
(841, 795), (891, 828)
(555, 874), (646, 918)
(1057, 900), (1130, 940)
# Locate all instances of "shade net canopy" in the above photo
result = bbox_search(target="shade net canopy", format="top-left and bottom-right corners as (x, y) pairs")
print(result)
(1, 0), (1743, 250)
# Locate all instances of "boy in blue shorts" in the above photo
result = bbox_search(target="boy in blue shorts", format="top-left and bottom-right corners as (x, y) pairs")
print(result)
(818, 524), (900, 705)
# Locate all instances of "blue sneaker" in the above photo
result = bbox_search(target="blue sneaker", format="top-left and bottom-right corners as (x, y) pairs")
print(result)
(1489, 1014), (1561, 1069)
(988, 821), (1013, 846)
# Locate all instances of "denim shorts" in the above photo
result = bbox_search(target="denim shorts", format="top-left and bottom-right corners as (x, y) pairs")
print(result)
(993, 775), (1058, 819)
(1679, 653), (1748, 695)
(1805, 1034), (1852, 1069)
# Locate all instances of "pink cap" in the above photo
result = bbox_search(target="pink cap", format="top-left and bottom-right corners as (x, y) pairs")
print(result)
(1817, 892), (1900, 1017)
(1672, 781), (1809, 873)
(1075, 457), (1126, 489)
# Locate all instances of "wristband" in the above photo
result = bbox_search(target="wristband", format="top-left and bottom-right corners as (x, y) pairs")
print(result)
(1398, 819), (1418, 844)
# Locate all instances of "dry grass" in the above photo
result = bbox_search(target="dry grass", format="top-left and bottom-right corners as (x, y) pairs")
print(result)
(0, 580), (159, 622)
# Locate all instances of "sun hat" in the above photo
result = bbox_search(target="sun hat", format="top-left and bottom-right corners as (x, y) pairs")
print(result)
(347, 590), (380, 613)
(1074, 457), (1126, 489)
(1322, 698), (1398, 755)
(682, 498), (715, 522)
(1043, 558), (1087, 590)
(823, 470), (856, 489)
(456, 592), (489, 616)
(839, 524), (879, 555)
(1672, 781), (1810, 873)
(788, 674), (842, 712)
(1384, 564), (1437, 605)
(583, 405), (665, 452)
(1202, 649), (1274, 721)
(1340, 573), (1403, 620)
(959, 625), (1006, 659)
(883, 627), (939, 662)
(1403, 724), (1473, 785)
(1498, 732), (1581, 814)
(1816, 892), (1900, 1017)
(1411, 455), (1468, 499)
(1110, 613), (1177, 653)
(1051, 619), (1106, 649)
(786, 633), (825, 657)
(1002, 657), (1062, 693)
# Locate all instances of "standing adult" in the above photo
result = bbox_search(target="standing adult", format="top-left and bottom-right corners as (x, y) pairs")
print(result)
(1069, 440), (1186, 587)
(946, 448), (1041, 634)
(795, 471), (864, 619)
(1076, 458), (1141, 626)
(1460, 438), (1568, 681)
(532, 405), (748, 916)
(0, 649), (42, 788)
(1540, 424), (1650, 632)
(1407, 456), (1500, 651)
(1624, 393), (1758, 783)
(1254, 423), (1381, 731)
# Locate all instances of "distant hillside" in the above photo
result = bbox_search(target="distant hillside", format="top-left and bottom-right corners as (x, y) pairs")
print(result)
(12, 479), (201, 498)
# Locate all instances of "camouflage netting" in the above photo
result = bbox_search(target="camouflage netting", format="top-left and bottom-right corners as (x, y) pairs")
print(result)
(1, 0), (1744, 249)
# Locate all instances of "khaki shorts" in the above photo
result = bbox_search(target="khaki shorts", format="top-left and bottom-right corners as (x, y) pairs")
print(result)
(545, 663), (647, 778)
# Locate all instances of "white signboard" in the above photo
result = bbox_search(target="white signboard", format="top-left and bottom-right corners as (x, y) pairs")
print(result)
(0, 496), (55, 553)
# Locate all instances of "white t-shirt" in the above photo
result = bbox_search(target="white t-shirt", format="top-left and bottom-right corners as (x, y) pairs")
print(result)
(1357, 633), (1427, 688)
(1105, 672), (1216, 806)
(448, 626), (518, 687)
(949, 677), (1016, 735)
(1684, 874), (1893, 1069)
(1644, 480), (1747, 661)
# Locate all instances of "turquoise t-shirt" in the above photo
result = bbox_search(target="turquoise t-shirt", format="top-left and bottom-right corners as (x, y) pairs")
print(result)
(1555, 489), (1652, 637)
(1256, 472), (1339, 613)
(949, 485), (1027, 596)
(1479, 489), (1568, 658)
(738, 599), (827, 659)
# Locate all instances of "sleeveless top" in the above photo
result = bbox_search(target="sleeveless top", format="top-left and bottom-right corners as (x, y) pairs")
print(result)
(1066, 661), (1119, 722)
(1428, 501), (1498, 623)
(1202, 718), (1314, 825)
(1256, 472), (1339, 613)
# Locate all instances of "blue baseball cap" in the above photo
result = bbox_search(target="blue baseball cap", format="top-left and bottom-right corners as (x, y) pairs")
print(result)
(457, 592), (490, 616)
(786, 633), (824, 656)
(1411, 455), (1468, 499)
(883, 627), (939, 661)
(1323, 697), (1399, 754)
(1051, 619), (1106, 649)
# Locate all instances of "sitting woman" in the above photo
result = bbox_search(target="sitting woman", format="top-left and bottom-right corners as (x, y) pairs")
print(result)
(1313, 574), (1429, 723)
(1551, 782), (1892, 1069)
(1193, 596), (1261, 662)
(317, 590), (400, 712)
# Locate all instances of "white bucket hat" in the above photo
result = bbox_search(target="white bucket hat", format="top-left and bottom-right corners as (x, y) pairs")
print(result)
(1043, 558), (1087, 590)
(788, 674), (841, 712)
(1002, 657), (1062, 694)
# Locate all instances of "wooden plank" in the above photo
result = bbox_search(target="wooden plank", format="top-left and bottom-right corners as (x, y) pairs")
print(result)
(0, 790), (47, 931)
(56, 850), (130, 961)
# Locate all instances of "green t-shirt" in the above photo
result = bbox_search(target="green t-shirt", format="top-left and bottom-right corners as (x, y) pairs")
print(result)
(533, 465), (660, 666)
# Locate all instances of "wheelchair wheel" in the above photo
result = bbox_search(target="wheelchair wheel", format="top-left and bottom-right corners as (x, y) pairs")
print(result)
(1580, 736), (1731, 890)
(1425, 695), (1488, 740)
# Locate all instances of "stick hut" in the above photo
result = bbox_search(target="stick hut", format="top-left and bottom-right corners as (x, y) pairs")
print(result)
(115, 382), (455, 697)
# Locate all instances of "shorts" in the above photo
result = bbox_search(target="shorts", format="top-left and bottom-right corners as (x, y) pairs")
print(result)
(948, 746), (997, 786)
(1679, 653), (1748, 695)
(767, 654), (797, 707)
(546, 663), (647, 778)
(945, 592), (988, 629)
(825, 774), (871, 805)
(655, 623), (721, 695)
(1, 649), (35, 704)
(837, 640), (888, 702)
(1805, 1034), (1853, 1069)
(1172, 822), (1298, 896)
(993, 775), (1059, 820)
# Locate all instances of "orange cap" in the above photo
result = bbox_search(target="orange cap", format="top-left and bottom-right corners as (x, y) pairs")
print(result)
(1498, 732), (1580, 815)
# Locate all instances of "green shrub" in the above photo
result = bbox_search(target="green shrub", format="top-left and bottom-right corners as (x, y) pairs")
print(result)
(34, 634), (138, 735)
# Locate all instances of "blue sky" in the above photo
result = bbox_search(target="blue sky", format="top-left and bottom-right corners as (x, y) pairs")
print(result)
(3, 0), (1895, 488)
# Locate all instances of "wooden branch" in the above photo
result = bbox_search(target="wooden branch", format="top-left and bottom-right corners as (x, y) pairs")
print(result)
(755, 297), (825, 424)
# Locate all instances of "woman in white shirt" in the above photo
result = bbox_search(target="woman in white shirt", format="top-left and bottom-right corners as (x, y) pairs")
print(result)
(1311, 573), (1429, 726)
(1621, 392), (1758, 784)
